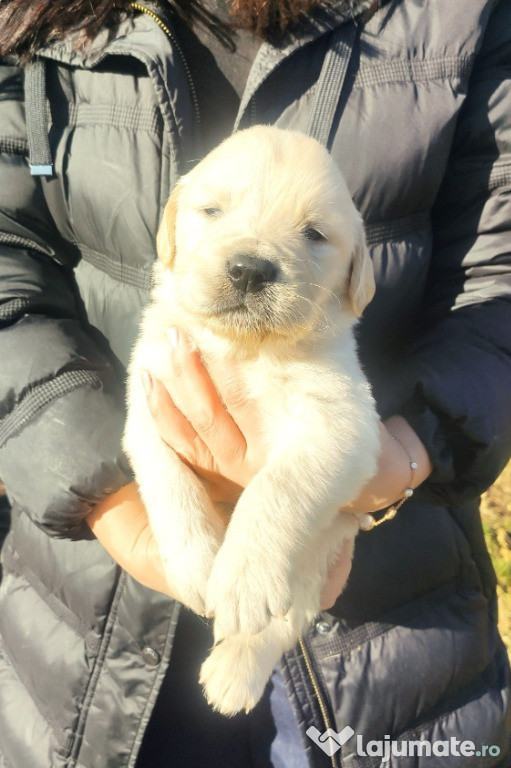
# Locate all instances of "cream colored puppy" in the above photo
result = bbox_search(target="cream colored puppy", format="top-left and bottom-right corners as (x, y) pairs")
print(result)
(123, 126), (380, 715)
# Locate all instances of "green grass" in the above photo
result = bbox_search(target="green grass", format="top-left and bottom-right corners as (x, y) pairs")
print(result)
(482, 462), (511, 654)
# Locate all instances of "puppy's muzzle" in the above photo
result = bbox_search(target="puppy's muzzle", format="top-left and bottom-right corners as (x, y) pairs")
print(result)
(227, 255), (277, 295)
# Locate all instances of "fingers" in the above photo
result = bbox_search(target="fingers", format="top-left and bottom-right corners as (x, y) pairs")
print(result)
(141, 327), (261, 495)
(165, 328), (248, 467)
(143, 370), (207, 460)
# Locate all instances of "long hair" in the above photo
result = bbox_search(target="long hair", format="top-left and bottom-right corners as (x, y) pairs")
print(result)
(0, 0), (329, 62)
(231, 0), (323, 37)
(0, 1), (127, 62)
(0, 0), (221, 63)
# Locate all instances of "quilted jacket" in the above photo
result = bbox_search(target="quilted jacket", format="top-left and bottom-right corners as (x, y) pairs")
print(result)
(0, 1), (510, 766)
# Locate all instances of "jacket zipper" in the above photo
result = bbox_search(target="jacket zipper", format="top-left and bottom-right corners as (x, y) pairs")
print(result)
(299, 636), (340, 768)
(129, 2), (201, 133)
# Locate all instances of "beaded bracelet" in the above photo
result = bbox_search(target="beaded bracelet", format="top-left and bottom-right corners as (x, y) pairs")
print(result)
(358, 432), (418, 532)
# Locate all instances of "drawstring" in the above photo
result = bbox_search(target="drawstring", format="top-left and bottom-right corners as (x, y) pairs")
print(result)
(306, 21), (358, 150)
(24, 58), (53, 177)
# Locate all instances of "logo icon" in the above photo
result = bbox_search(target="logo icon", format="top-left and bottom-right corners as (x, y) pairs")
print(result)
(307, 728), (502, 762)
(306, 726), (355, 756)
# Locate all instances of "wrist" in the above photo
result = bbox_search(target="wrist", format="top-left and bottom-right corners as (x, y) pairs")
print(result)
(343, 416), (433, 517)
(383, 415), (433, 490)
(86, 483), (170, 595)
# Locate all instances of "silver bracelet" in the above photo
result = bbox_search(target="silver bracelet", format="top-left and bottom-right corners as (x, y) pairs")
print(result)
(358, 432), (418, 532)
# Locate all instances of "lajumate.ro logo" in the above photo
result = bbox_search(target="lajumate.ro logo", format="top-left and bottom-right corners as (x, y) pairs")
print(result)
(306, 725), (502, 762)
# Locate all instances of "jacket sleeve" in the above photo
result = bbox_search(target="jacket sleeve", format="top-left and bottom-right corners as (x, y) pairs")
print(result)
(396, 1), (511, 506)
(0, 62), (131, 539)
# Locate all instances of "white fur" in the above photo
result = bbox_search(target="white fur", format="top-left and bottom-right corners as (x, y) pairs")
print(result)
(123, 127), (380, 715)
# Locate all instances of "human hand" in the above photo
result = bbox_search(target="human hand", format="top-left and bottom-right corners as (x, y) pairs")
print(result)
(86, 482), (173, 596)
(342, 416), (433, 516)
(142, 327), (267, 506)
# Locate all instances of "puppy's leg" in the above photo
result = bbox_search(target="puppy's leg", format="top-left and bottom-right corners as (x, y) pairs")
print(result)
(124, 378), (223, 614)
(201, 514), (357, 715)
(286, 511), (358, 630)
(205, 426), (373, 637)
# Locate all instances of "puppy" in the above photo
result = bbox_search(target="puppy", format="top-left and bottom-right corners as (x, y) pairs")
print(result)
(123, 126), (380, 715)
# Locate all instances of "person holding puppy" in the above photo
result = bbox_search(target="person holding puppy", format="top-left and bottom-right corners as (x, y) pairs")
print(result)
(0, 1), (510, 767)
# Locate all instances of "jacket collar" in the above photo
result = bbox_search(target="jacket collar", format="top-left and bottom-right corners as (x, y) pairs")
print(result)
(235, 0), (384, 130)
(37, 1), (384, 69)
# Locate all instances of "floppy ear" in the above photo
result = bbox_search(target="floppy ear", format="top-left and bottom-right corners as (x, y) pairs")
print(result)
(156, 183), (180, 268)
(348, 218), (375, 317)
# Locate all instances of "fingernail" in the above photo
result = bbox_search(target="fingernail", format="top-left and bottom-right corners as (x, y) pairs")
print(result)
(141, 370), (153, 395)
(167, 327), (180, 349)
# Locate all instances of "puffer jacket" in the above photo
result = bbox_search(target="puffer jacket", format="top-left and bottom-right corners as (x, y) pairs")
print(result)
(0, 1), (511, 766)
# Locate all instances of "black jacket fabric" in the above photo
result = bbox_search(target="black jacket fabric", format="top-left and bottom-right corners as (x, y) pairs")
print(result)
(0, 1), (511, 766)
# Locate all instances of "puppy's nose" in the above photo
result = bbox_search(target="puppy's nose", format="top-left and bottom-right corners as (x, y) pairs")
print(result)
(227, 255), (277, 294)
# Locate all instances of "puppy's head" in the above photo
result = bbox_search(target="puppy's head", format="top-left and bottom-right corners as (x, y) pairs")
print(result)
(157, 126), (374, 345)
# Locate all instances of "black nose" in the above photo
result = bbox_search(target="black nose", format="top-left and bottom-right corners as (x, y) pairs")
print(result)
(227, 255), (277, 294)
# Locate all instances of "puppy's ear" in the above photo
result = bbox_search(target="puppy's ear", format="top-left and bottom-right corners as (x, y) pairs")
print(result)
(156, 183), (180, 268)
(348, 218), (375, 317)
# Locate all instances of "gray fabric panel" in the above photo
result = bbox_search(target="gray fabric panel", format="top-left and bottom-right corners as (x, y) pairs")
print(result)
(0, 369), (102, 449)
(0, 638), (59, 768)
(0, 379), (130, 538)
(73, 257), (149, 367)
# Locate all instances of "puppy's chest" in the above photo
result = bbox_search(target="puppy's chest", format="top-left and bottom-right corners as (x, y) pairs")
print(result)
(203, 354), (335, 448)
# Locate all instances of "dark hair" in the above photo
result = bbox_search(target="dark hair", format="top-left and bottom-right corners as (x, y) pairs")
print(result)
(0, 1), (127, 62)
(230, 0), (323, 37)
(0, 0), (328, 62)
(0, 0), (228, 63)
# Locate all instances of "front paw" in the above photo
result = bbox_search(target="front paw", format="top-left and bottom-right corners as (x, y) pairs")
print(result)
(200, 637), (270, 716)
(206, 546), (292, 636)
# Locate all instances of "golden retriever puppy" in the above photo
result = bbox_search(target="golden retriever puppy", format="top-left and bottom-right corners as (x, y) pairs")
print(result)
(123, 126), (380, 715)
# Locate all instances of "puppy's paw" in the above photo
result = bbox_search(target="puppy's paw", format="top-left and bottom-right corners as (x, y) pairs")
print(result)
(199, 637), (269, 716)
(206, 547), (292, 636)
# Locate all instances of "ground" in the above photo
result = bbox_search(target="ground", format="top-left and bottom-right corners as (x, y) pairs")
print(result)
(482, 461), (511, 655)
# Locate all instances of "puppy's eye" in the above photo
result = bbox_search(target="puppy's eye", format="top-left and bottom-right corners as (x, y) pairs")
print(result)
(202, 207), (222, 217)
(303, 227), (326, 242)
